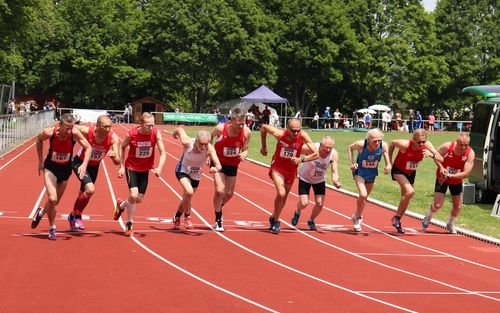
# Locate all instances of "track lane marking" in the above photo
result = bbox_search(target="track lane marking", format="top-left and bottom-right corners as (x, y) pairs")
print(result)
(101, 156), (278, 313)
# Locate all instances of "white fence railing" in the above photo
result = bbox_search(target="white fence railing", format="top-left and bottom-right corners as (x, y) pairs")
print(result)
(0, 110), (57, 156)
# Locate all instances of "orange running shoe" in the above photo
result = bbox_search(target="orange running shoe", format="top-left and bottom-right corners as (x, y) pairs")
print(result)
(114, 199), (125, 220)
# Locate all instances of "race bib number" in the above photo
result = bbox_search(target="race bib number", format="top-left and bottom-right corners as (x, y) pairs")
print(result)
(446, 167), (460, 175)
(279, 147), (296, 159)
(51, 152), (70, 163)
(90, 148), (106, 161)
(136, 147), (152, 158)
(311, 169), (325, 179)
(362, 160), (379, 169)
(405, 161), (419, 171)
(187, 166), (201, 177)
(223, 147), (239, 157)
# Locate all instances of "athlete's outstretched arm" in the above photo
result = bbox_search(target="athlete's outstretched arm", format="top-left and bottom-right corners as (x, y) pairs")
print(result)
(207, 143), (222, 173)
(36, 127), (53, 175)
(348, 140), (364, 171)
(109, 133), (121, 165)
(330, 149), (341, 188)
(381, 142), (392, 174)
(73, 127), (92, 180)
(173, 127), (192, 147)
(118, 133), (131, 178)
(260, 124), (283, 156)
(153, 130), (166, 177)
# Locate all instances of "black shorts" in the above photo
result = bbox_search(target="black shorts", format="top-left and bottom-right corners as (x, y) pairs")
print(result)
(176, 172), (200, 188)
(220, 164), (238, 177)
(434, 179), (463, 196)
(298, 179), (326, 196)
(391, 166), (416, 185)
(72, 156), (99, 191)
(126, 169), (149, 194)
(44, 158), (72, 183)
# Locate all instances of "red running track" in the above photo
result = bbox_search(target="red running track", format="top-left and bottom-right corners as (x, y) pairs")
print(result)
(0, 123), (499, 312)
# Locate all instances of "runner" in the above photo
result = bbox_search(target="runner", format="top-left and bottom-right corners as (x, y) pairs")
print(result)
(172, 128), (221, 229)
(211, 107), (251, 231)
(291, 136), (340, 231)
(389, 129), (442, 233)
(348, 129), (391, 232)
(114, 112), (166, 236)
(67, 115), (120, 231)
(260, 118), (317, 233)
(31, 113), (91, 240)
(422, 133), (474, 233)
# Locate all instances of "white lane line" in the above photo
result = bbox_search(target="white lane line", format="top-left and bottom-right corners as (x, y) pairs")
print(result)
(236, 166), (500, 273)
(356, 253), (448, 257)
(156, 173), (416, 313)
(0, 141), (36, 171)
(101, 158), (278, 313)
(357, 291), (500, 295)
(28, 187), (46, 218)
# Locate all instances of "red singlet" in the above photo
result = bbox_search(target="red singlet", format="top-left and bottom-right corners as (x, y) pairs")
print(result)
(393, 139), (424, 174)
(436, 141), (471, 185)
(125, 126), (158, 172)
(47, 125), (74, 165)
(77, 126), (113, 166)
(214, 123), (245, 167)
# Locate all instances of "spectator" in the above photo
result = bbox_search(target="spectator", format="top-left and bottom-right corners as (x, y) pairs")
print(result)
(333, 109), (341, 128)
(312, 112), (319, 129)
(324, 107), (331, 129)
(428, 112), (435, 131)
(262, 105), (271, 125)
(395, 110), (402, 130)
(415, 110), (423, 129)
(124, 103), (132, 123)
(382, 110), (391, 132)
(408, 110), (415, 133)
(363, 112), (372, 128)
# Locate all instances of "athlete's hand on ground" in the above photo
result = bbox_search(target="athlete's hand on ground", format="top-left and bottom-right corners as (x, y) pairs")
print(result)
(118, 167), (124, 178)
(383, 165), (391, 174)
(260, 147), (267, 156)
(350, 163), (358, 171)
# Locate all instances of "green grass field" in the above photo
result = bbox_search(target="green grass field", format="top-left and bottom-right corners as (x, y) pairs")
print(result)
(178, 126), (500, 239)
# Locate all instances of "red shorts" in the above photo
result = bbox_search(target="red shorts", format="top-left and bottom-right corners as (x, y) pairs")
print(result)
(269, 166), (296, 185)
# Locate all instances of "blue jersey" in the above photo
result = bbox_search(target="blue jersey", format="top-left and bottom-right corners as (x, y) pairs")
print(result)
(353, 139), (383, 182)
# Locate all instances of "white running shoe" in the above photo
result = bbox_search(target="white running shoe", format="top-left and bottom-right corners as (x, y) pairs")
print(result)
(421, 213), (431, 231)
(351, 214), (363, 232)
(446, 222), (457, 234)
(214, 219), (224, 232)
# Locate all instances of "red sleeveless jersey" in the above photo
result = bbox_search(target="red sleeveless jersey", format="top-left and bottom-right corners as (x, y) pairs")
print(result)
(77, 126), (113, 166)
(125, 126), (158, 172)
(47, 125), (74, 165)
(437, 141), (471, 185)
(393, 139), (424, 174)
(271, 130), (303, 174)
(214, 123), (245, 167)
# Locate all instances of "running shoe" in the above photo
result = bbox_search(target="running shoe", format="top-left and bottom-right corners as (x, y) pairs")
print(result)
(75, 215), (85, 230)
(114, 199), (125, 221)
(125, 221), (134, 236)
(446, 222), (457, 234)
(214, 219), (224, 232)
(391, 215), (405, 234)
(307, 219), (317, 231)
(31, 207), (44, 229)
(48, 228), (57, 240)
(172, 215), (181, 227)
(268, 216), (275, 230)
(68, 213), (77, 232)
(271, 221), (281, 234)
(184, 216), (193, 229)
(351, 214), (363, 232)
(421, 213), (431, 231)
(291, 210), (301, 226)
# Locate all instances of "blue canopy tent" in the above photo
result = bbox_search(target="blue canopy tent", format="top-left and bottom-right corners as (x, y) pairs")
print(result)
(241, 85), (288, 126)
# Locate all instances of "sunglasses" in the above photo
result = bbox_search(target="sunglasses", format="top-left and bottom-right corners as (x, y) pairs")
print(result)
(417, 140), (427, 144)
(99, 124), (112, 129)
(289, 128), (301, 134)
(371, 139), (382, 143)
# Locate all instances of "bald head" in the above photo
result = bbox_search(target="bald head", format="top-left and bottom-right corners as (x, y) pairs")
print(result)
(287, 118), (301, 129)
(196, 130), (211, 143)
(321, 135), (334, 146)
(366, 128), (383, 140)
(413, 128), (427, 139)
